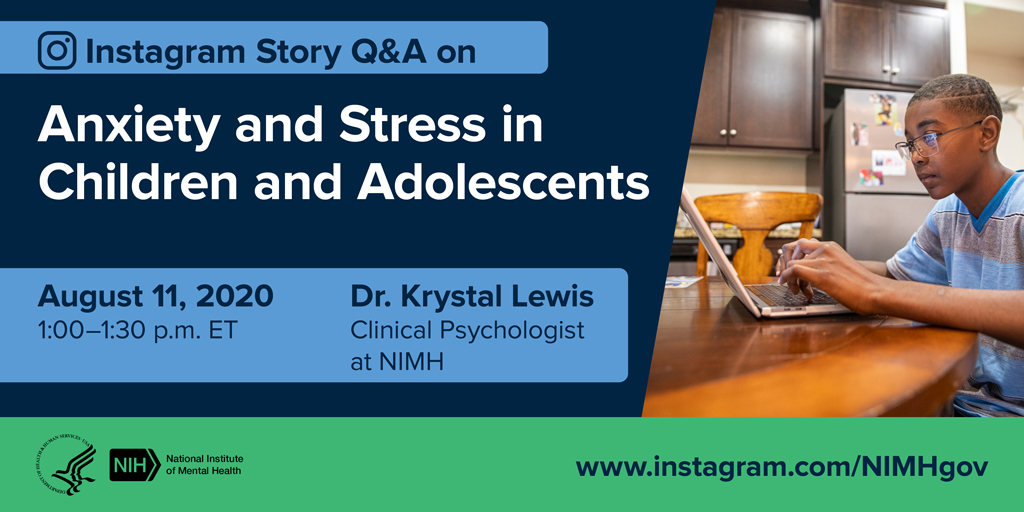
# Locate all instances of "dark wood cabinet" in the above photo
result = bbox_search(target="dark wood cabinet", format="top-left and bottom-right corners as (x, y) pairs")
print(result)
(890, 3), (951, 86)
(691, 10), (732, 146)
(730, 11), (815, 148)
(824, 0), (888, 82)
(824, 0), (949, 87)
(691, 9), (814, 150)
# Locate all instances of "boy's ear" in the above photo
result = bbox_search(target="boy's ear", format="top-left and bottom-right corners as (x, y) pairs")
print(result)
(979, 115), (1001, 152)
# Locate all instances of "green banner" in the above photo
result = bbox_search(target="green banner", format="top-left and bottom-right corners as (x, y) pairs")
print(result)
(1, 418), (1017, 509)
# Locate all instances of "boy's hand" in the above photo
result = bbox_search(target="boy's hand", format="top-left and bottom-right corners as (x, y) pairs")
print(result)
(775, 238), (819, 299)
(776, 239), (886, 315)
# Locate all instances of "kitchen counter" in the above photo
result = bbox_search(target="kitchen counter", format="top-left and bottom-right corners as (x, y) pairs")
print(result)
(670, 227), (824, 277)
(674, 227), (823, 239)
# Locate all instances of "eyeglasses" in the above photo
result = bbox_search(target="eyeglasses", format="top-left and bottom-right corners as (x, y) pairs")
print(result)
(895, 120), (983, 161)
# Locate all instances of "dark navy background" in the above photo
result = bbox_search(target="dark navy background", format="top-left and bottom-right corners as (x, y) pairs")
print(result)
(0, 1), (714, 416)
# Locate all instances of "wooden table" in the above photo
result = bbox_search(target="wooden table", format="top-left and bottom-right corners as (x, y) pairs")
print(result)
(643, 276), (979, 417)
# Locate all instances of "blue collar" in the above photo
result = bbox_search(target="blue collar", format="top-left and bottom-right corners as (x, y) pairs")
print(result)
(968, 170), (1023, 233)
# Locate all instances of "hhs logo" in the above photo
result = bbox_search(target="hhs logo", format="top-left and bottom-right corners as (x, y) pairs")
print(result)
(109, 449), (161, 481)
(38, 31), (77, 69)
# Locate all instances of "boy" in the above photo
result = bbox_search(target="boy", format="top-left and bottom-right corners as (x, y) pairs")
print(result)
(776, 74), (1024, 417)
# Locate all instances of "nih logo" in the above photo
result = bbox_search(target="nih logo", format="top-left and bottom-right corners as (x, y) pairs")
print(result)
(109, 449), (161, 481)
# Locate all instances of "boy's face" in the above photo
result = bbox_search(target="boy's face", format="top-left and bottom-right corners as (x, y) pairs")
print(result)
(903, 99), (982, 199)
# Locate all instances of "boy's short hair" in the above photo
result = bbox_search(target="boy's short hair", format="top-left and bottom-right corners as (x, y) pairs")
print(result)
(909, 74), (1003, 122)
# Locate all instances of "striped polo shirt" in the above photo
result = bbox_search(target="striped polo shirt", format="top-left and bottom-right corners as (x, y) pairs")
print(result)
(887, 170), (1024, 417)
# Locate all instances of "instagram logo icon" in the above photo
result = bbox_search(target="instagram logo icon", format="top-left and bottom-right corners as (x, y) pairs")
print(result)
(38, 31), (77, 70)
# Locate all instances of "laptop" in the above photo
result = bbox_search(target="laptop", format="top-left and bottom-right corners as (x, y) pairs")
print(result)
(679, 187), (852, 318)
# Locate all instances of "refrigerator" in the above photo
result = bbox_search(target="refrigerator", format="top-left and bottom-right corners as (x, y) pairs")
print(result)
(824, 89), (936, 262)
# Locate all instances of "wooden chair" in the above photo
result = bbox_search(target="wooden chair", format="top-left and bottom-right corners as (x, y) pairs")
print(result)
(694, 192), (823, 277)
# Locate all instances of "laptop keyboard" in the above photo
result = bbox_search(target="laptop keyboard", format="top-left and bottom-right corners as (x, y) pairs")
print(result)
(747, 284), (840, 307)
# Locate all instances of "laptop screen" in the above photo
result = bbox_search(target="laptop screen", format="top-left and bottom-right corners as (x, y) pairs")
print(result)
(678, 187), (762, 318)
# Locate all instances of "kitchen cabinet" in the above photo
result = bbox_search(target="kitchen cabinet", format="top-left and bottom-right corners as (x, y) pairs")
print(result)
(824, 0), (949, 87)
(889, 3), (950, 86)
(691, 10), (731, 146)
(691, 9), (814, 150)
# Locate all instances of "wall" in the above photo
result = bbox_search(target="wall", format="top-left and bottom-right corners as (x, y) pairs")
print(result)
(960, 0), (1024, 170)
(966, 51), (1024, 169)
(949, 0), (969, 74)
(943, 1), (1024, 169)
(682, 151), (809, 199)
